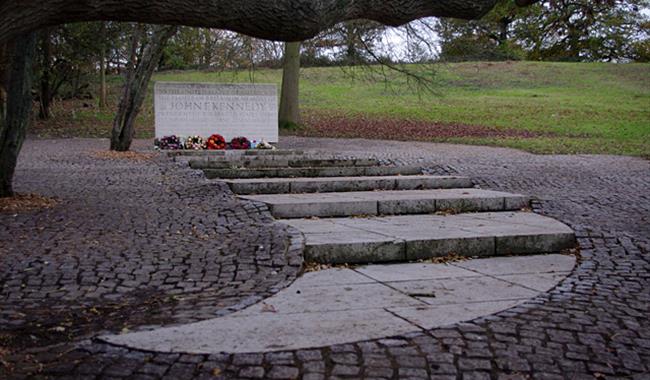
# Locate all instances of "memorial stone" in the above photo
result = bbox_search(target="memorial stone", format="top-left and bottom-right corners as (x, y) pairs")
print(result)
(154, 82), (278, 142)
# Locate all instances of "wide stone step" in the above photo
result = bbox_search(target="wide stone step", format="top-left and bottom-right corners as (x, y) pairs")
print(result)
(190, 158), (379, 170)
(203, 166), (423, 179)
(224, 175), (473, 195)
(281, 212), (576, 264)
(241, 189), (528, 218)
(167, 149), (304, 157)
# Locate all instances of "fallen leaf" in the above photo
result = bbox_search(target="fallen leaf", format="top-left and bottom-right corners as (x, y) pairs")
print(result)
(261, 303), (277, 313)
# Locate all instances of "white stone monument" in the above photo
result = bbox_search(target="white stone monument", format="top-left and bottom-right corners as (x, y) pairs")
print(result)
(154, 82), (278, 143)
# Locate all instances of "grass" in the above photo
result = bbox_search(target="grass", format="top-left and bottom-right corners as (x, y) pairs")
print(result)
(30, 61), (650, 156)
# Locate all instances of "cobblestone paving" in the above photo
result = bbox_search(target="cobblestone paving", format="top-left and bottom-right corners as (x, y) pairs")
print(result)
(0, 139), (302, 375)
(2, 137), (650, 379)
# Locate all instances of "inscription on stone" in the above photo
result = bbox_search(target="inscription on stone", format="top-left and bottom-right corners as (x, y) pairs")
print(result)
(154, 82), (278, 142)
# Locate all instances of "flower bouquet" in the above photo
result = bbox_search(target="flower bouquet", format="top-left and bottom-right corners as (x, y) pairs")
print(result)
(230, 136), (251, 150)
(184, 135), (205, 150)
(205, 134), (226, 150)
(157, 135), (183, 150)
(256, 139), (276, 150)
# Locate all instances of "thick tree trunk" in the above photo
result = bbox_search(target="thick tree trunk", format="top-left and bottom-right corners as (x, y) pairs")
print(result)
(278, 41), (301, 129)
(0, 0), (514, 44)
(38, 28), (52, 119)
(0, 33), (37, 197)
(110, 25), (177, 152)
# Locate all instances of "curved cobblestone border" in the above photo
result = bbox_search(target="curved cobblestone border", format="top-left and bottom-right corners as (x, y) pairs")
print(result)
(3, 137), (650, 379)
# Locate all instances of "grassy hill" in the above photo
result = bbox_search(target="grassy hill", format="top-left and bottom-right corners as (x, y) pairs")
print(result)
(32, 61), (650, 156)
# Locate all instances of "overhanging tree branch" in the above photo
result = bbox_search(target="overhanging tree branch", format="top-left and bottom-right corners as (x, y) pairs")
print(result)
(0, 0), (538, 43)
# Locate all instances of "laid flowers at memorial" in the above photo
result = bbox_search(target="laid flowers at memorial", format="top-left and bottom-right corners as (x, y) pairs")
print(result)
(156, 135), (183, 150)
(230, 136), (251, 150)
(206, 134), (227, 150)
(184, 135), (205, 150)
(256, 139), (276, 150)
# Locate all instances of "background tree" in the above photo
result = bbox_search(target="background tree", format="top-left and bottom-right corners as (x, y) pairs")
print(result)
(436, 0), (650, 62)
(111, 24), (178, 151)
(98, 22), (109, 109)
(162, 27), (220, 70)
(632, 20), (650, 62)
(521, 0), (649, 61)
(436, 0), (528, 61)
(333, 21), (386, 65)
(33, 22), (127, 119)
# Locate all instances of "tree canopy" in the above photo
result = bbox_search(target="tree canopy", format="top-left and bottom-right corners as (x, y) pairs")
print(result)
(436, 0), (650, 62)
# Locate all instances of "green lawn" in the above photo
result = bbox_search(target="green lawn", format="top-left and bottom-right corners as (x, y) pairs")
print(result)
(32, 61), (650, 156)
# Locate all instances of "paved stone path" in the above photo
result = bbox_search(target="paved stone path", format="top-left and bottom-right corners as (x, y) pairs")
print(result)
(1, 137), (649, 379)
(102, 255), (575, 354)
(0, 139), (302, 376)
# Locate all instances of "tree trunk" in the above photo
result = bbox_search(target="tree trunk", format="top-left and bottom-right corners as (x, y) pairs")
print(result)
(98, 22), (108, 109)
(498, 18), (509, 46)
(0, 42), (8, 119)
(38, 28), (51, 119)
(0, 0), (511, 44)
(279, 41), (301, 129)
(0, 33), (37, 197)
(345, 24), (358, 64)
(110, 25), (177, 152)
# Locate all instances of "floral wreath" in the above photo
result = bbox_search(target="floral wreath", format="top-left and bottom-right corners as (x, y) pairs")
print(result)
(184, 135), (205, 150)
(157, 135), (183, 150)
(230, 136), (251, 150)
(205, 134), (226, 150)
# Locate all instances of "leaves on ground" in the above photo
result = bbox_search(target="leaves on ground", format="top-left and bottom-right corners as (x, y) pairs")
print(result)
(427, 253), (470, 264)
(0, 194), (58, 214)
(290, 112), (551, 141)
(91, 150), (155, 161)
(304, 262), (353, 273)
(260, 303), (277, 313)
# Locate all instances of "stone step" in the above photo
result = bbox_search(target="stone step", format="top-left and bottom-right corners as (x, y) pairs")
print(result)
(167, 149), (303, 157)
(281, 212), (576, 264)
(224, 175), (473, 195)
(190, 158), (379, 170)
(203, 166), (424, 179)
(241, 189), (528, 218)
